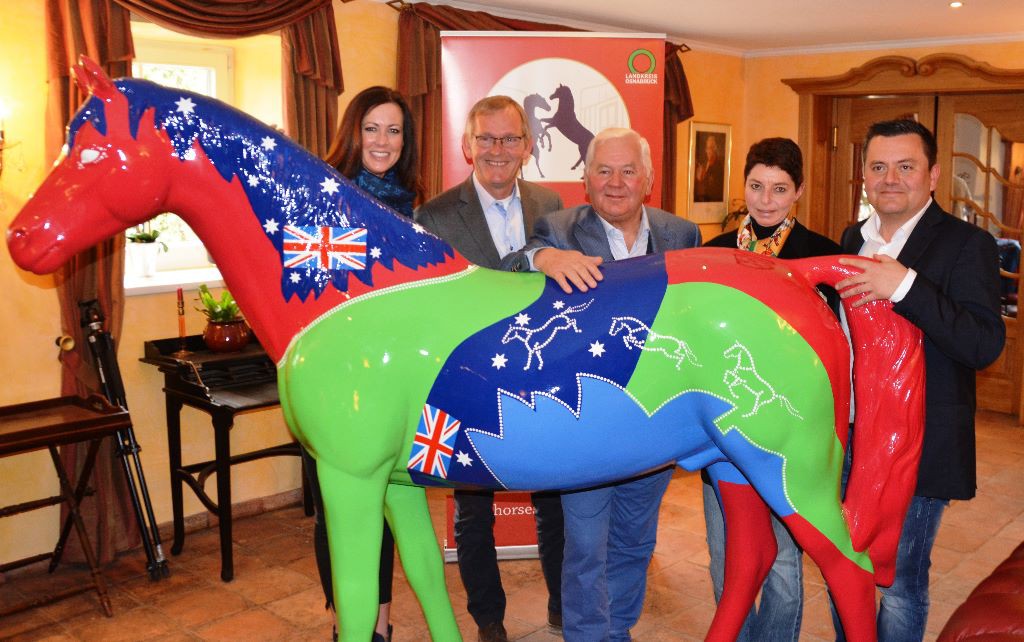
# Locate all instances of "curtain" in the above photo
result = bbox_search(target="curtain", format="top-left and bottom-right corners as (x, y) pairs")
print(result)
(114, 0), (343, 154)
(45, 0), (136, 565)
(396, 3), (693, 206)
(43, 0), (344, 563)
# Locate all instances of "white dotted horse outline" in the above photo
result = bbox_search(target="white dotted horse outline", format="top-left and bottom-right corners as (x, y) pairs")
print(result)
(722, 341), (802, 419)
(501, 299), (594, 371)
(608, 316), (702, 369)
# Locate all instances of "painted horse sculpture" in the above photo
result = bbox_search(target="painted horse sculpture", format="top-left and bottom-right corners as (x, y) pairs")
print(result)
(8, 59), (925, 642)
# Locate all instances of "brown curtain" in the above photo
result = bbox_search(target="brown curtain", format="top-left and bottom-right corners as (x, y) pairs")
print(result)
(43, 0), (343, 563)
(45, 0), (136, 565)
(396, 3), (693, 205)
(114, 0), (343, 154)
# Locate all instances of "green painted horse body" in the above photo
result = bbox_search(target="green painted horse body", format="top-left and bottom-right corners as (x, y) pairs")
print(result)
(7, 59), (925, 641)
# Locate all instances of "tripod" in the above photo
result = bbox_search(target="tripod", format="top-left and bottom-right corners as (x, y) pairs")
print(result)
(70, 299), (170, 580)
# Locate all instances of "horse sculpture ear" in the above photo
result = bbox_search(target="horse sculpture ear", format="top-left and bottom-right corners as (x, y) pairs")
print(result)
(73, 55), (117, 100)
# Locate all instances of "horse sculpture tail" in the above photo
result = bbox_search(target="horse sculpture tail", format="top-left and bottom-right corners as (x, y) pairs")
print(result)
(790, 256), (925, 586)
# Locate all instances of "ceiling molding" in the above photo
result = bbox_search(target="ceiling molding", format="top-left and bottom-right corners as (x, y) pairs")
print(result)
(742, 30), (1024, 59)
(781, 53), (1024, 95)
(436, 0), (692, 48)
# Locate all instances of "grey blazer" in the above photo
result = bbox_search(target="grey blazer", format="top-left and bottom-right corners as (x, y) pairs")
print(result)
(500, 204), (702, 271)
(414, 176), (564, 270)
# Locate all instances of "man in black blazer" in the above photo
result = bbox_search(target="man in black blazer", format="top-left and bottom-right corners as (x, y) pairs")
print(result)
(415, 95), (564, 642)
(835, 119), (1005, 640)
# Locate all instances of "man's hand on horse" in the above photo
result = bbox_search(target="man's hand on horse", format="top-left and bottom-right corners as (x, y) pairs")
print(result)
(836, 254), (910, 308)
(534, 248), (604, 294)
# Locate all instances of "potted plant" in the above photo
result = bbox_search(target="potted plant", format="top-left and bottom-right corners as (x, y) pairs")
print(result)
(126, 224), (167, 278)
(196, 284), (251, 352)
(721, 198), (749, 231)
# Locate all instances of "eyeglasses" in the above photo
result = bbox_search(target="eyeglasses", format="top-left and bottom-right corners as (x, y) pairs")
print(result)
(473, 135), (525, 150)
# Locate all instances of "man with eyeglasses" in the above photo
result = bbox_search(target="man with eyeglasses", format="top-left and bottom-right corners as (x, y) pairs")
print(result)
(416, 94), (565, 642)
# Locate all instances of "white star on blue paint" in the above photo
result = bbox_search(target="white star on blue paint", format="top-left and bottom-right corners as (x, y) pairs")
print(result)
(412, 223), (425, 234)
(370, 247), (382, 259)
(260, 136), (277, 151)
(552, 300), (565, 310)
(320, 178), (340, 195)
(289, 272), (301, 283)
(456, 451), (473, 467)
(263, 219), (279, 234)
(589, 341), (606, 357)
(175, 97), (196, 115)
(491, 353), (508, 369)
(514, 313), (531, 326)
(247, 175), (259, 187)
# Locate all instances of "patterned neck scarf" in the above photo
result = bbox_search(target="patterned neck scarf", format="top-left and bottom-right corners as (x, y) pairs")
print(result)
(736, 214), (795, 256)
(354, 167), (415, 219)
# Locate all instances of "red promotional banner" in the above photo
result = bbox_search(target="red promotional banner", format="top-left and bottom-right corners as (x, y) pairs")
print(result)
(443, 492), (541, 562)
(441, 33), (666, 208)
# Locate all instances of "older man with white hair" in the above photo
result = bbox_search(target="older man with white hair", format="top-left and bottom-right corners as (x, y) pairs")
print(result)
(503, 127), (701, 641)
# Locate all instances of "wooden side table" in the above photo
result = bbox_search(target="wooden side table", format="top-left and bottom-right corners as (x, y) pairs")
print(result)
(0, 395), (133, 618)
(141, 336), (311, 582)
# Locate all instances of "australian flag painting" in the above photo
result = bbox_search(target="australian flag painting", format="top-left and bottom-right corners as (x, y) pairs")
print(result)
(282, 225), (368, 272)
(408, 404), (461, 479)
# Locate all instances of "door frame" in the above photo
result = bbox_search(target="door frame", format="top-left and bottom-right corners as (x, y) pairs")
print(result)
(782, 53), (1024, 241)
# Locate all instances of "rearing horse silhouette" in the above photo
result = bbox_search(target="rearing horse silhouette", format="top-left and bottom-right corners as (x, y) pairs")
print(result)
(522, 93), (551, 178)
(542, 84), (595, 171)
(7, 58), (926, 642)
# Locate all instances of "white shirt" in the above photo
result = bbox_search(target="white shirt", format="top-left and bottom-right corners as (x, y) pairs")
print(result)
(472, 174), (526, 258)
(857, 198), (930, 302)
(597, 207), (651, 260)
(526, 206), (651, 269)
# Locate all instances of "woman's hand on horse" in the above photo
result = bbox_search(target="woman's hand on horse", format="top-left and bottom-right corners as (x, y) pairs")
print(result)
(534, 248), (604, 294)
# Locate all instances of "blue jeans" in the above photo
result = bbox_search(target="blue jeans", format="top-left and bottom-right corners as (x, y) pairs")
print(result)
(702, 481), (803, 642)
(561, 467), (673, 642)
(831, 494), (948, 642)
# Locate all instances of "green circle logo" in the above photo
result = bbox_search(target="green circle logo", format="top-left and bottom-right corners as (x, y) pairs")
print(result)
(627, 49), (656, 74)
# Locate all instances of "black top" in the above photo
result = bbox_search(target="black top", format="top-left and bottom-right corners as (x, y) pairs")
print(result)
(704, 218), (841, 259)
(705, 219), (842, 314)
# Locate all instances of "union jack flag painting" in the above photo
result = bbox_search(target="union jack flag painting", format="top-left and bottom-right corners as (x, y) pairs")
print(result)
(282, 225), (367, 272)
(408, 404), (461, 479)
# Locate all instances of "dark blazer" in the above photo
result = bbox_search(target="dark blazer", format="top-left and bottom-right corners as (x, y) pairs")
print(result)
(501, 204), (702, 271)
(706, 219), (842, 314)
(842, 200), (1005, 500)
(414, 176), (563, 270)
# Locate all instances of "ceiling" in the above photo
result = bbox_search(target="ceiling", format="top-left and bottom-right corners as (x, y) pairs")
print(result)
(437, 0), (1024, 54)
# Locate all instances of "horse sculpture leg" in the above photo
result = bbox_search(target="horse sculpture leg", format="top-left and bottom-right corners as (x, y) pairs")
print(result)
(384, 482), (461, 641)
(705, 467), (777, 642)
(316, 461), (388, 641)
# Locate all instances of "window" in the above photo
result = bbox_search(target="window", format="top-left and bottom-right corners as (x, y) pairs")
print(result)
(124, 22), (281, 295)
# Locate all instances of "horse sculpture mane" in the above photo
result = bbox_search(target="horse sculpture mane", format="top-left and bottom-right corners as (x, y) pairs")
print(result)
(7, 58), (926, 642)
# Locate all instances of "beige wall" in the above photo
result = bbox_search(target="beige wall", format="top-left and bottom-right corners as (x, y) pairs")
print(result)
(686, 40), (1024, 238)
(1, 0), (1022, 565)
(0, 0), (398, 565)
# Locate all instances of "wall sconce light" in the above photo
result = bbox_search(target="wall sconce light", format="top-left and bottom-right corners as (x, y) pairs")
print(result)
(0, 99), (8, 179)
(0, 123), (6, 179)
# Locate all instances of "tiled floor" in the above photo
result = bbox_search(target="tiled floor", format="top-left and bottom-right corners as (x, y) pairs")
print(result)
(2, 409), (1023, 641)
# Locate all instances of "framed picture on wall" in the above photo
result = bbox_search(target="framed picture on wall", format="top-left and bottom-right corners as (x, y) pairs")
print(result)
(688, 122), (732, 224)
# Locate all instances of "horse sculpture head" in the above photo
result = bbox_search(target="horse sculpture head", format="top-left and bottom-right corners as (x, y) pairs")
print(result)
(8, 58), (177, 273)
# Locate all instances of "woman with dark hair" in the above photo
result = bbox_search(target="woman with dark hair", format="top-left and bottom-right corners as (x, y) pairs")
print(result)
(307, 85), (422, 642)
(702, 137), (840, 642)
(325, 85), (423, 216)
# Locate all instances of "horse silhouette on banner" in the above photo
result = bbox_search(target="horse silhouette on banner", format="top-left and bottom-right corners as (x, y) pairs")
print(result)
(7, 58), (926, 642)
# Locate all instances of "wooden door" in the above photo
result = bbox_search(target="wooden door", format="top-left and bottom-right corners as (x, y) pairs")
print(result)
(937, 92), (1024, 416)
(828, 95), (936, 241)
